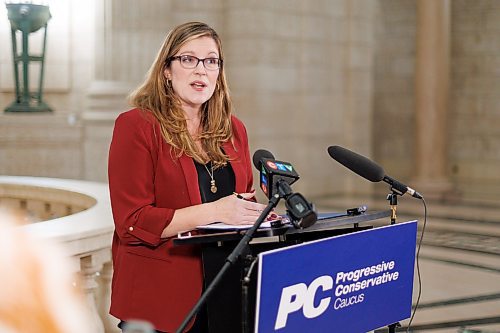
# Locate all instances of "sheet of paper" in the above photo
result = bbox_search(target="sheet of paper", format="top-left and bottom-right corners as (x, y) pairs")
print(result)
(196, 216), (290, 231)
(195, 212), (348, 231)
(196, 221), (272, 231)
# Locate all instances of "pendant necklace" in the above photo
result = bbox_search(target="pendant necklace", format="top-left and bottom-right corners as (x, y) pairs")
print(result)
(204, 161), (217, 193)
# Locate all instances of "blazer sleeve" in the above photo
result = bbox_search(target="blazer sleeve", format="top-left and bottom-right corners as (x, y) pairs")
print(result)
(108, 111), (173, 247)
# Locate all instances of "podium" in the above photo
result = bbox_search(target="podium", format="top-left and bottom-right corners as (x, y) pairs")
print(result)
(174, 210), (412, 332)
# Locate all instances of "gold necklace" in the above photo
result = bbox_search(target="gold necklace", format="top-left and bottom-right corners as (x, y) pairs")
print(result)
(203, 161), (217, 193)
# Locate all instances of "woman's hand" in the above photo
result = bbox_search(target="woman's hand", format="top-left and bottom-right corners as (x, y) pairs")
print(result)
(212, 192), (268, 225)
(162, 192), (273, 238)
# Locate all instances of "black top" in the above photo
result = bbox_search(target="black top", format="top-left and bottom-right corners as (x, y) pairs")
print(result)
(194, 160), (236, 203)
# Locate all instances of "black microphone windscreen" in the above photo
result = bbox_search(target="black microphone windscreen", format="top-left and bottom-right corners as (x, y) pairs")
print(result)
(252, 149), (275, 170)
(327, 146), (385, 182)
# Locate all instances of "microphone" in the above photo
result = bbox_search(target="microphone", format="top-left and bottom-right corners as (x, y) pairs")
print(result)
(327, 145), (423, 199)
(252, 149), (275, 171)
(121, 320), (155, 333)
(252, 149), (317, 228)
(252, 149), (299, 199)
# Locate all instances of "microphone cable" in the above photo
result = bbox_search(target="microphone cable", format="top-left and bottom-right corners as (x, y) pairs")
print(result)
(406, 196), (428, 332)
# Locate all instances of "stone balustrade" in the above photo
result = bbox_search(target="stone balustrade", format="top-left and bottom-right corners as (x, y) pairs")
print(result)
(0, 176), (118, 333)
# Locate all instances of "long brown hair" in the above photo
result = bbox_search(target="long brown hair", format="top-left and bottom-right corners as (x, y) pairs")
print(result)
(129, 22), (233, 168)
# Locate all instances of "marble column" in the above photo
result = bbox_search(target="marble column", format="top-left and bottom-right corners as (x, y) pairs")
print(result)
(83, 0), (172, 181)
(413, 0), (454, 200)
(83, 0), (131, 182)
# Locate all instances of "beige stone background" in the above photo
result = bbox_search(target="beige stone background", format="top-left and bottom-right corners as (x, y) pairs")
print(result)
(1, 0), (499, 204)
(1, 2), (500, 332)
(1, 0), (499, 205)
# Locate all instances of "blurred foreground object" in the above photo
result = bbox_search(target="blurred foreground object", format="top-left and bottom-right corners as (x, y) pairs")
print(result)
(0, 176), (117, 332)
(122, 320), (156, 333)
(0, 208), (91, 333)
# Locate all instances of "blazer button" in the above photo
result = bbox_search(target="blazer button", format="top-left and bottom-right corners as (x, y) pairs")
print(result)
(129, 226), (134, 232)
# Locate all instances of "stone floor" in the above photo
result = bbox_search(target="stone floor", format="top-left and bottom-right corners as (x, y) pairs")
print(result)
(313, 194), (500, 333)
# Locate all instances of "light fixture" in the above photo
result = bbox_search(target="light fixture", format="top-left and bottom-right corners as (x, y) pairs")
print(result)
(5, 1), (52, 112)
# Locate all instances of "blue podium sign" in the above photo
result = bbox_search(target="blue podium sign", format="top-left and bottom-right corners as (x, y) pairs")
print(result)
(255, 221), (418, 333)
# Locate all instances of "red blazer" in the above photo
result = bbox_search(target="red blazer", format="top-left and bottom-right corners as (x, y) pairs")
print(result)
(108, 108), (254, 332)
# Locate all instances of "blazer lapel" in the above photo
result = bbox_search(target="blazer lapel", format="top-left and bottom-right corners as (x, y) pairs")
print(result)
(178, 154), (202, 205)
(223, 141), (245, 193)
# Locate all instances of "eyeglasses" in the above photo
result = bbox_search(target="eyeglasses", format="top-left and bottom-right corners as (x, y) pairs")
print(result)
(169, 55), (222, 70)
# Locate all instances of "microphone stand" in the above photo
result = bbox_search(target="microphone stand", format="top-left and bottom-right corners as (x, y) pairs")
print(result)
(386, 189), (401, 333)
(387, 190), (398, 225)
(176, 192), (282, 333)
(242, 255), (259, 333)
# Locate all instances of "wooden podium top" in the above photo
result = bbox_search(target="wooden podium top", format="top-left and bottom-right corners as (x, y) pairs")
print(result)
(174, 210), (391, 246)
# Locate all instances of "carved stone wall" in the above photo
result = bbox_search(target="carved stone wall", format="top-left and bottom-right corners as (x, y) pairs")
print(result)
(373, 0), (500, 202)
(0, 0), (378, 199)
(1, 0), (499, 202)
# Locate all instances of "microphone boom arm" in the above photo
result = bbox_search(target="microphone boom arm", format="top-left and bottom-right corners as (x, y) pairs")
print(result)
(383, 175), (423, 199)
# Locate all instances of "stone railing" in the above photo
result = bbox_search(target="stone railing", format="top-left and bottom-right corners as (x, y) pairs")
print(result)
(0, 176), (118, 333)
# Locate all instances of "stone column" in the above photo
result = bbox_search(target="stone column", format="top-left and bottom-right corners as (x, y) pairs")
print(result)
(82, 0), (131, 182)
(80, 248), (117, 333)
(97, 260), (120, 333)
(80, 255), (105, 333)
(413, 0), (454, 200)
(83, 0), (172, 181)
